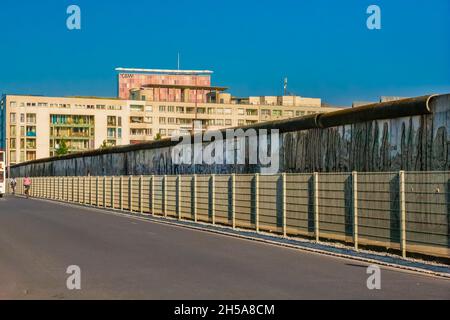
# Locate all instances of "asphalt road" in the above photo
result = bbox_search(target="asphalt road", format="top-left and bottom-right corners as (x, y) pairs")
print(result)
(0, 196), (449, 300)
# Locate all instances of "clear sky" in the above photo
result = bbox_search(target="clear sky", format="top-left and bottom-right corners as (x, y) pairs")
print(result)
(0, 0), (448, 105)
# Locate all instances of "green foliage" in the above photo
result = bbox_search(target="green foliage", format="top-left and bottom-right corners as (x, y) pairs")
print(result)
(55, 138), (69, 156)
(100, 140), (112, 150)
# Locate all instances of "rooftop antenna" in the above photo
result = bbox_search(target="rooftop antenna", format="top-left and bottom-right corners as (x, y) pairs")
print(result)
(177, 52), (180, 70)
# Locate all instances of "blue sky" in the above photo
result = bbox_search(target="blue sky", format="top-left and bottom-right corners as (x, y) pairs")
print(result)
(0, 0), (448, 105)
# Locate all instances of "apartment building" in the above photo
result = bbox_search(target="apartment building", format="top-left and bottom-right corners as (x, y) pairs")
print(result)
(118, 68), (338, 144)
(0, 68), (341, 166)
(0, 95), (130, 166)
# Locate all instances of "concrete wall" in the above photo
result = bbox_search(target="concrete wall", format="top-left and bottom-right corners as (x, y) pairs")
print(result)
(10, 94), (450, 177)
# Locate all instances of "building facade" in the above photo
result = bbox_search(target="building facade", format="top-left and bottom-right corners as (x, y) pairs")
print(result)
(0, 68), (341, 167)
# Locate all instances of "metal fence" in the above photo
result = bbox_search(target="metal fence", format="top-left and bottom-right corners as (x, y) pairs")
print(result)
(10, 171), (450, 259)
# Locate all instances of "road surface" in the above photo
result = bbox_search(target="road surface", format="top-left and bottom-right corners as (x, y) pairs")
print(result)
(0, 196), (449, 299)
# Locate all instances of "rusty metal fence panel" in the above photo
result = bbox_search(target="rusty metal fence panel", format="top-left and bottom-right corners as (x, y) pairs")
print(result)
(234, 174), (254, 229)
(357, 172), (400, 249)
(259, 174), (279, 232)
(405, 172), (450, 258)
(180, 175), (194, 220)
(166, 176), (178, 217)
(317, 173), (352, 243)
(196, 175), (211, 222)
(214, 175), (231, 226)
(153, 176), (164, 215)
(141, 176), (151, 214)
(285, 173), (313, 236)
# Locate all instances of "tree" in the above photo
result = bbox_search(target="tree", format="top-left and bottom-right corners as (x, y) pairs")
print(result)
(100, 140), (112, 150)
(55, 138), (69, 156)
(154, 133), (162, 141)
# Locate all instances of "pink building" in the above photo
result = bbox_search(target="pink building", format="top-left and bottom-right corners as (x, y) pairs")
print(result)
(117, 68), (213, 103)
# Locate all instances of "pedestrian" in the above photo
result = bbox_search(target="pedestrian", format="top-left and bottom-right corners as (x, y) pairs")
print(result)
(23, 176), (32, 198)
(10, 178), (17, 195)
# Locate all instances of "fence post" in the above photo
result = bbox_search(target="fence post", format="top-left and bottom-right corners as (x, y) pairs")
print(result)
(399, 170), (407, 258)
(129, 176), (133, 212)
(193, 174), (197, 222)
(103, 176), (106, 208)
(139, 175), (143, 214)
(232, 173), (236, 230)
(163, 175), (167, 217)
(119, 176), (123, 211)
(110, 177), (114, 209)
(177, 175), (182, 221)
(313, 172), (320, 242)
(151, 175), (155, 216)
(282, 173), (287, 237)
(211, 174), (216, 225)
(82, 176), (85, 203)
(352, 171), (359, 250)
(255, 173), (260, 233)
(96, 176), (100, 207)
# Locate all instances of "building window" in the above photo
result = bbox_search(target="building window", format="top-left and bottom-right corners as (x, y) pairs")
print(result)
(261, 109), (270, 116)
(26, 113), (36, 124)
(10, 101), (17, 107)
(225, 119), (232, 126)
(285, 110), (294, 117)
(10, 138), (16, 149)
(168, 117), (175, 124)
(10, 125), (16, 137)
(272, 110), (282, 116)
(159, 105), (166, 112)
(118, 128), (122, 139)
(168, 106), (174, 112)
(238, 119), (244, 126)
(159, 117), (166, 124)
(10, 113), (16, 123)
(176, 106), (184, 113)
(107, 116), (116, 126)
(20, 126), (25, 136)
(10, 151), (17, 163)
(296, 111), (305, 116)
(107, 128), (116, 138)
(145, 105), (153, 112)
(26, 151), (36, 161)
(20, 113), (25, 123)
(130, 104), (144, 112)
(118, 117), (122, 126)
(238, 109), (244, 115)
